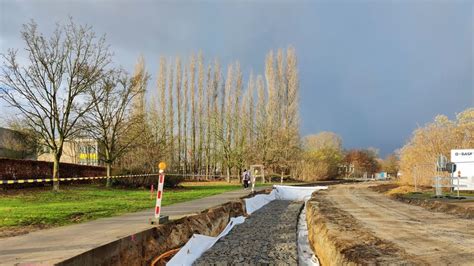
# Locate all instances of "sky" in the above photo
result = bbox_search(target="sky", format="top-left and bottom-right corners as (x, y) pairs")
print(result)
(0, 0), (473, 157)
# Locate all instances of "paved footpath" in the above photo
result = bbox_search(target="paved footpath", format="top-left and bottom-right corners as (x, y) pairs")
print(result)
(0, 187), (266, 265)
(195, 200), (303, 265)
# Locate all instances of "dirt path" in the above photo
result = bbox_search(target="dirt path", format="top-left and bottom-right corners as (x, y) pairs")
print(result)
(328, 183), (474, 265)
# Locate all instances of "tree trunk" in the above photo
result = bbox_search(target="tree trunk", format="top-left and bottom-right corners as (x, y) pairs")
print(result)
(281, 170), (284, 184)
(52, 154), (60, 192)
(106, 163), (112, 187)
(226, 166), (230, 183)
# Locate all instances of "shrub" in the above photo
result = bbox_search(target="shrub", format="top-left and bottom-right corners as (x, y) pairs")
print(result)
(111, 174), (184, 189)
(164, 175), (185, 188)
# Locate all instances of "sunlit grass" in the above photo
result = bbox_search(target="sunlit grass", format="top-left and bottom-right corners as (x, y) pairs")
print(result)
(0, 183), (242, 228)
(0, 180), (301, 231)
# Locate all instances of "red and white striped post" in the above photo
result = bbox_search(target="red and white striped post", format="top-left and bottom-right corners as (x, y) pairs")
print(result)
(154, 162), (167, 223)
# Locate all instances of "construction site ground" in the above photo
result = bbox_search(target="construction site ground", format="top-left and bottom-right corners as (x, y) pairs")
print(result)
(319, 182), (474, 265)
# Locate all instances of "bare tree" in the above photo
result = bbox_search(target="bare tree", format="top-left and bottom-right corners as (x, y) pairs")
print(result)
(265, 50), (277, 132)
(285, 46), (299, 136)
(109, 48), (302, 180)
(147, 56), (169, 167)
(197, 52), (205, 175)
(131, 56), (147, 120)
(205, 64), (213, 178)
(256, 75), (269, 165)
(237, 83), (251, 175)
(189, 54), (197, 175)
(120, 56), (150, 172)
(247, 72), (255, 145)
(276, 49), (286, 129)
(175, 57), (183, 172)
(211, 59), (221, 176)
(283, 46), (300, 173)
(223, 64), (234, 182)
(167, 59), (175, 167)
(0, 19), (111, 191)
(157, 56), (167, 140)
(183, 66), (189, 173)
(85, 71), (143, 186)
(232, 62), (243, 178)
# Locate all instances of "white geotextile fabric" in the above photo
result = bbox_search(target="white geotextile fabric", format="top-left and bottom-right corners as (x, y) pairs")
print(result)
(168, 185), (328, 265)
(245, 185), (328, 214)
(298, 201), (320, 266)
(167, 216), (246, 266)
(244, 190), (277, 214)
(274, 185), (328, 201)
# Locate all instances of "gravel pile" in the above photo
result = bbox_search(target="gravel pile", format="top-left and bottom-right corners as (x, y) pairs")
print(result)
(194, 200), (303, 265)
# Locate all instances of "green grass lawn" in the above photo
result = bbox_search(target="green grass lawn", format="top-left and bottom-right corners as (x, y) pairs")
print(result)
(0, 183), (243, 229)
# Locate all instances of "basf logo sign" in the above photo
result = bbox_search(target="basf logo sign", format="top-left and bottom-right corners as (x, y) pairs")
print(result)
(451, 149), (474, 190)
(451, 149), (474, 163)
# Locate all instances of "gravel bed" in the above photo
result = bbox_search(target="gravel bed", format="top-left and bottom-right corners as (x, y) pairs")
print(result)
(194, 200), (303, 265)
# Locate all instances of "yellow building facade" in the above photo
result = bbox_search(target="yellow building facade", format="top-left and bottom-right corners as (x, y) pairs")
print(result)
(37, 139), (103, 166)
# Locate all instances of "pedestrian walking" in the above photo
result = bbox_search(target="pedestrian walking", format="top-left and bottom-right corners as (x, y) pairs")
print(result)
(242, 169), (250, 189)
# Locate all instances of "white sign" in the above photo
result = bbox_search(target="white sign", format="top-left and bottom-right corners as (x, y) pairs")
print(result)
(451, 149), (474, 191)
(451, 149), (474, 163)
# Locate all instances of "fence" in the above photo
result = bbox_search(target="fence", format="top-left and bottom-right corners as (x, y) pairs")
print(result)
(0, 158), (294, 188)
(0, 158), (106, 188)
(0, 172), (295, 188)
(0, 158), (105, 180)
(0, 173), (159, 185)
(412, 161), (473, 194)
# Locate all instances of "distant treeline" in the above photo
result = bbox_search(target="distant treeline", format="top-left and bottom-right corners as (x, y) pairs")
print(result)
(398, 108), (474, 186)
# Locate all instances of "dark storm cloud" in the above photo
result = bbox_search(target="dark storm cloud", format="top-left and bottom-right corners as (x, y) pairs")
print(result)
(1, 0), (472, 156)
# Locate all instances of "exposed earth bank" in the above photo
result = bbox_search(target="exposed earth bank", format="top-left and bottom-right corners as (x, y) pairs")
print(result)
(306, 183), (474, 265)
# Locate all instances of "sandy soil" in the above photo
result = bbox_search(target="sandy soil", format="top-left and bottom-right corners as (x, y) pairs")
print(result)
(369, 183), (474, 219)
(326, 183), (474, 265)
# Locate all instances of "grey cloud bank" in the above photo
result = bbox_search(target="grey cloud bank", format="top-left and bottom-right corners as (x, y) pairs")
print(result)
(0, 0), (472, 156)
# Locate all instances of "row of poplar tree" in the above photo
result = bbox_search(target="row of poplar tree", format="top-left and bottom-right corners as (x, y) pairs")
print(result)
(119, 47), (300, 180)
(1, 20), (300, 190)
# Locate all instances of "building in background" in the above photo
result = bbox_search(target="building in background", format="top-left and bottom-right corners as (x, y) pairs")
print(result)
(338, 163), (355, 177)
(0, 127), (102, 166)
(0, 127), (37, 160)
(38, 138), (103, 166)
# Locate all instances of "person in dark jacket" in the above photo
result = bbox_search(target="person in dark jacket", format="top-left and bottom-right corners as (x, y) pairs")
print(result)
(242, 169), (250, 189)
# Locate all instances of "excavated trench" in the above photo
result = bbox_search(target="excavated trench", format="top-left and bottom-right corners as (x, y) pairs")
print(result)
(59, 182), (461, 266)
(195, 200), (303, 265)
(58, 188), (322, 266)
(58, 200), (246, 266)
